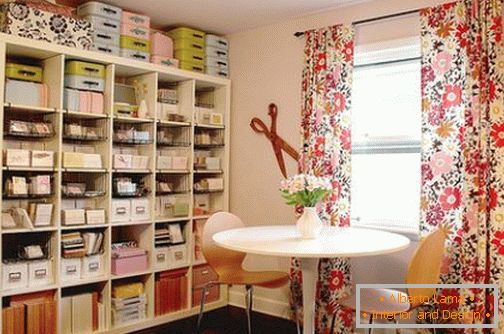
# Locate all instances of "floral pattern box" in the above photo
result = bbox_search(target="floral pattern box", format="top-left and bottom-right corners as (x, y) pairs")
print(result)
(0, 2), (93, 50)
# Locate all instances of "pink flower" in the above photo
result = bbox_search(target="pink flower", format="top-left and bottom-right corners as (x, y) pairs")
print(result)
(429, 151), (453, 176)
(440, 187), (462, 211)
(490, 122), (504, 147)
(333, 92), (346, 113)
(432, 51), (452, 75)
(442, 85), (462, 108)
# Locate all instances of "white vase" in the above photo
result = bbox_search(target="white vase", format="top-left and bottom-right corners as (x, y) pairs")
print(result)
(138, 99), (148, 118)
(297, 207), (322, 239)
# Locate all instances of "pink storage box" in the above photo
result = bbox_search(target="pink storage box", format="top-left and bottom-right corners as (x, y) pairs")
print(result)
(79, 91), (104, 114)
(150, 32), (173, 57)
(111, 247), (148, 275)
(150, 55), (179, 68)
(121, 23), (150, 39)
(122, 11), (150, 28)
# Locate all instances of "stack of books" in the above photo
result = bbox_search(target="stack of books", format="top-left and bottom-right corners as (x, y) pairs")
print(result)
(61, 292), (105, 333)
(155, 268), (188, 315)
(61, 232), (86, 258)
(62, 232), (104, 258)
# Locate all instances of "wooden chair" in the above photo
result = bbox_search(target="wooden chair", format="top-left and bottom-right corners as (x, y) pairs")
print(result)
(331, 226), (449, 334)
(196, 212), (291, 334)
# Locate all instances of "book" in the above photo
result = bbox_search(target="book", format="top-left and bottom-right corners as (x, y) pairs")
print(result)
(72, 293), (93, 334)
(61, 297), (72, 334)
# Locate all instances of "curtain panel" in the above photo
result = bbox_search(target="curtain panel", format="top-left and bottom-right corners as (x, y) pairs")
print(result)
(420, 0), (504, 331)
(290, 24), (355, 334)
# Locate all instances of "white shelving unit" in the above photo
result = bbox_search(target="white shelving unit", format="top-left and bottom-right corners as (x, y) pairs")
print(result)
(0, 33), (230, 333)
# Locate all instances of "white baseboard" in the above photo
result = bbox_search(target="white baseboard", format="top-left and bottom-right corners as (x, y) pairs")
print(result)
(228, 289), (291, 320)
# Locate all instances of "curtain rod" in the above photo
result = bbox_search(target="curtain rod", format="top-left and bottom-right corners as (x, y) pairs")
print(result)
(293, 8), (420, 37)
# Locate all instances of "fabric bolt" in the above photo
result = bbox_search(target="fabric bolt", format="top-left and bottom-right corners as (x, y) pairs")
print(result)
(291, 24), (355, 333)
(420, 0), (504, 332)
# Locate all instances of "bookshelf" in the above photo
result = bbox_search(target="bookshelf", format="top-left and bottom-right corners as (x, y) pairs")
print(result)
(0, 33), (230, 333)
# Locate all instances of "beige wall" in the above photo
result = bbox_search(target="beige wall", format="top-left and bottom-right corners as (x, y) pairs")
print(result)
(226, 0), (446, 319)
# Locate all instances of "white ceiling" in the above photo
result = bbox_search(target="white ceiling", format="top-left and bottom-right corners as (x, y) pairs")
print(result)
(103, 0), (364, 35)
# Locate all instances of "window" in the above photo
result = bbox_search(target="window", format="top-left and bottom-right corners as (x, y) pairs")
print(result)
(350, 38), (421, 234)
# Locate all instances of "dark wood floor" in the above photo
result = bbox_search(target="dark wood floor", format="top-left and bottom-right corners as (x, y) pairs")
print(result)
(134, 306), (298, 334)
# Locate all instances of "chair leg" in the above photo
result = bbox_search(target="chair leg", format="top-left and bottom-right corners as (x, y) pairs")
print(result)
(295, 307), (301, 334)
(195, 285), (209, 334)
(329, 312), (336, 334)
(245, 285), (253, 334)
(368, 314), (373, 334)
(393, 318), (400, 334)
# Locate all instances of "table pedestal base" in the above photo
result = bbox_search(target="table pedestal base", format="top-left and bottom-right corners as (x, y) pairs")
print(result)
(300, 257), (320, 334)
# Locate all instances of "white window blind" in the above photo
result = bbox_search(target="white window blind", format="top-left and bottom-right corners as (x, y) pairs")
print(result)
(350, 38), (421, 234)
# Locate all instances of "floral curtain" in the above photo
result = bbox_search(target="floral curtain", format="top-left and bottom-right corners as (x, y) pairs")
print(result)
(420, 0), (503, 331)
(290, 24), (354, 333)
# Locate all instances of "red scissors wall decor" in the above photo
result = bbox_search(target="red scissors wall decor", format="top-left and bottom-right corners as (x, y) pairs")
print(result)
(250, 103), (300, 178)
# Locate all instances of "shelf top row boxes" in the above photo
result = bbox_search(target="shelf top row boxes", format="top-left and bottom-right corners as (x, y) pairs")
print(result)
(168, 27), (206, 74)
(77, 1), (122, 56)
(5, 62), (48, 108)
(0, 2), (93, 50)
(150, 32), (178, 69)
(205, 34), (229, 78)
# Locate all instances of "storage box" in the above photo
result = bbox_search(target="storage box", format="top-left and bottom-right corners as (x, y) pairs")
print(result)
(122, 11), (150, 28)
(77, 1), (123, 21)
(192, 264), (218, 288)
(65, 61), (106, 78)
(150, 32), (173, 57)
(150, 55), (179, 68)
(82, 254), (105, 278)
(3, 262), (28, 289)
(207, 178), (224, 190)
(114, 154), (133, 169)
(30, 203), (53, 226)
(179, 61), (205, 73)
(132, 155), (149, 169)
(154, 247), (169, 268)
(206, 45), (229, 59)
(156, 156), (172, 170)
(111, 248), (148, 275)
(91, 42), (120, 56)
(86, 209), (106, 225)
(112, 282), (144, 299)
(0, 3), (93, 50)
(65, 75), (105, 92)
(111, 199), (131, 223)
(131, 198), (150, 221)
(205, 34), (229, 50)
(174, 49), (205, 64)
(169, 244), (188, 268)
(172, 156), (188, 170)
(61, 258), (81, 281)
(62, 209), (86, 226)
(63, 152), (84, 168)
(84, 15), (121, 34)
(206, 66), (229, 78)
(28, 259), (52, 286)
(206, 57), (229, 70)
(120, 49), (150, 62)
(168, 27), (206, 45)
(31, 151), (54, 168)
(83, 153), (103, 169)
(92, 30), (120, 46)
(121, 23), (150, 39)
(206, 157), (221, 170)
(6, 63), (43, 82)
(5, 79), (48, 107)
(120, 36), (150, 53)
(192, 285), (220, 307)
(193, 194), (210, 215)
(89, 91), (104, 113)
(5, 149), (30, 167)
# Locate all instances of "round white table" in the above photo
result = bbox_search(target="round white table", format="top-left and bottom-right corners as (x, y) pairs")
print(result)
(213, 225), (410, 334)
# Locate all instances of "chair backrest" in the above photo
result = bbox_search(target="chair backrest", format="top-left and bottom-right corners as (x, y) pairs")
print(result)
(202, 212), (247, 278)
(406, 227), (449, 307)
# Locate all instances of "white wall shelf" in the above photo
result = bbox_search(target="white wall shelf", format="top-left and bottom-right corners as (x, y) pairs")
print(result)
(0, 33), (230, 334)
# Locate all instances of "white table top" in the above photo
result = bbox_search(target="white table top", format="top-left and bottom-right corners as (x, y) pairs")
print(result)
(213, 225), (411, 258)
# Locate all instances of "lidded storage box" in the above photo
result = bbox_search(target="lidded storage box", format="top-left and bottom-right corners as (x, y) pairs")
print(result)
(168, 27), (206, 73)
